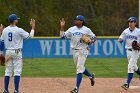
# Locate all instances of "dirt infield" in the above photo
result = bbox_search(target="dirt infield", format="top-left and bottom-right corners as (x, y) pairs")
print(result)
(0, 77), (140, 93)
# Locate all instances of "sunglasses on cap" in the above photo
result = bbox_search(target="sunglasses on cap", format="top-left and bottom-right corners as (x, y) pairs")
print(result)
(128, 21), (136, 23)
(75, 19), (84, 21)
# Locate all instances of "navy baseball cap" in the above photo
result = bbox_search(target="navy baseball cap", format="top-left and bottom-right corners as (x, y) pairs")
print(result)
(8, 14), (20, 21)
(128, 16), (136, 22)
(75, 15), (85, 21)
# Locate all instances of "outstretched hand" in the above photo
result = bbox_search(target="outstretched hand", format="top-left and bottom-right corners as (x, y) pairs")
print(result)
(60, 18), (65, 28)
(30, 19), (35, 30)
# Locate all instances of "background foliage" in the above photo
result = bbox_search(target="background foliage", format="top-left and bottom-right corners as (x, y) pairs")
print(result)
(0, 0), (138, 36)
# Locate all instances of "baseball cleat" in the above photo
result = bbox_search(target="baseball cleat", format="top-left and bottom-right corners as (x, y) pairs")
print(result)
(70, 88), (78, 93)
(3, 90), (9, 93)
(14, 90), (19, 93)
(121, 83), (129, 90)
(90, 73), (95, 86)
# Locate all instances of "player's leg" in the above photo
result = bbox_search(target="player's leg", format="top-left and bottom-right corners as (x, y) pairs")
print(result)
(13, 52), (22, 93)
(122, 50), (133, 90)
(122, 50), (139, 90)
(134, 52), (140, 76)
(133, 62), (140, 76)
(74, 49), (89, 92)
(135, 67), (140, 75)
(83, 69), (95, 86)
(71, 50), (79, 93)
(127, 63), (135, 86)
(80, 49), (95, 86)
(79, 49), (89, 76)
(71, 55), (84, 93)
(83, 68), (92, 77)
(4, 59), (13, 93)
(127, 51), (139, 85)
(73, 50), (78, 65)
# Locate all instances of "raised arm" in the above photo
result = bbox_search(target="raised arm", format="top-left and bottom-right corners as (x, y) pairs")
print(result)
(60, 18), (65, 37)
(29, 19), (35, 37)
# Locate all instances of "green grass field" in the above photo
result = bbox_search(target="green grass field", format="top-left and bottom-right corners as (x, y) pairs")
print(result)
(0, 58), (140, 78)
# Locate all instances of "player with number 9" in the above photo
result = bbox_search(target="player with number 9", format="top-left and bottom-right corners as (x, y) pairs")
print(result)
(0, 14), (35, 93)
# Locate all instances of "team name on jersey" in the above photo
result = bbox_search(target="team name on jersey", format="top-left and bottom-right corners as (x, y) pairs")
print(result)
(72, 32), (83, 36)
(126, 35), (137, 40)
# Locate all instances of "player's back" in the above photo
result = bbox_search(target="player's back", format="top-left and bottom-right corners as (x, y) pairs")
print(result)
(1, 26), (28, 49)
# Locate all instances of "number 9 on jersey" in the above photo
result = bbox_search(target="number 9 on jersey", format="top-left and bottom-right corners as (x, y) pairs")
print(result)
(8, 32), (12, 41)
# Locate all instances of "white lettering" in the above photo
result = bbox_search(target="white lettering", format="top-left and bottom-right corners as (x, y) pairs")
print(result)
(93, 40), (101, 55)
(39, 40), (53, 55)
(114, 40), (124, 55)
(55, 40), (67, 55)
(103, 40), (113, 55)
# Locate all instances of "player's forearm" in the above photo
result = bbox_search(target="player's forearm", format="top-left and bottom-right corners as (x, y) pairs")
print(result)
(92, 38), (96, 43)
(60, 26), (64, 31)
(89, 38), (96, 45)
(31, 22), (35, 30)
(60, 26), (65, 37)
(29, 29), (35, 37)
(29, 18), (35, 38)
(60, 30), (64, 37)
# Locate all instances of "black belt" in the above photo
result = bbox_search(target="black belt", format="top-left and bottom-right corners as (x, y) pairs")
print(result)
(128, 49), (132, 51)
(72, 47), (88, 50)
(73, 49), (80, 50)
(7, 49), (21, 53)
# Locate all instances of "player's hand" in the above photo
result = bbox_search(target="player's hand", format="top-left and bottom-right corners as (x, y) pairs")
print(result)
(88, 39), (96, 45)
(118, 38), (123, 43)
(30, 19), (35, 30)
(0, 24), (4, 35)
(88, 41), (92, 45)
(137, 43), (140, 46)
(60, 18), (65, 28)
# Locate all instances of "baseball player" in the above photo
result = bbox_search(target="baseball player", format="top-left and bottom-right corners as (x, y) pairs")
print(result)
(60, 15), (96, 93)
(0, 14), (35, 93)
(118, 16), (140, 90)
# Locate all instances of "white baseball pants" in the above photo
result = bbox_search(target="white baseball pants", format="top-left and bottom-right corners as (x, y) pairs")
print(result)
(72, 48), (89, 74)
(5, 49), (22, 76)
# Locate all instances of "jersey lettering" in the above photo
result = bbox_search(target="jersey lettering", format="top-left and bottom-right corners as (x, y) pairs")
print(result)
(72, 32), (83, 36)
(126, 35), (137, 40)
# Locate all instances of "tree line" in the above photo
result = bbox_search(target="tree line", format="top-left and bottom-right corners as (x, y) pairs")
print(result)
(0, 0), (138, 36)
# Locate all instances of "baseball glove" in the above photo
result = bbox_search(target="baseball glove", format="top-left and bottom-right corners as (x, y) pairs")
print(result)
(81, 34), (91, 44)
(132, 41), (140, 50)
(0, 54), (5, 66)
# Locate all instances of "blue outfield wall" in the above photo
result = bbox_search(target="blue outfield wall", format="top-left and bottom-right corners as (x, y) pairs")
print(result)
(22, 38), (126, 58)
